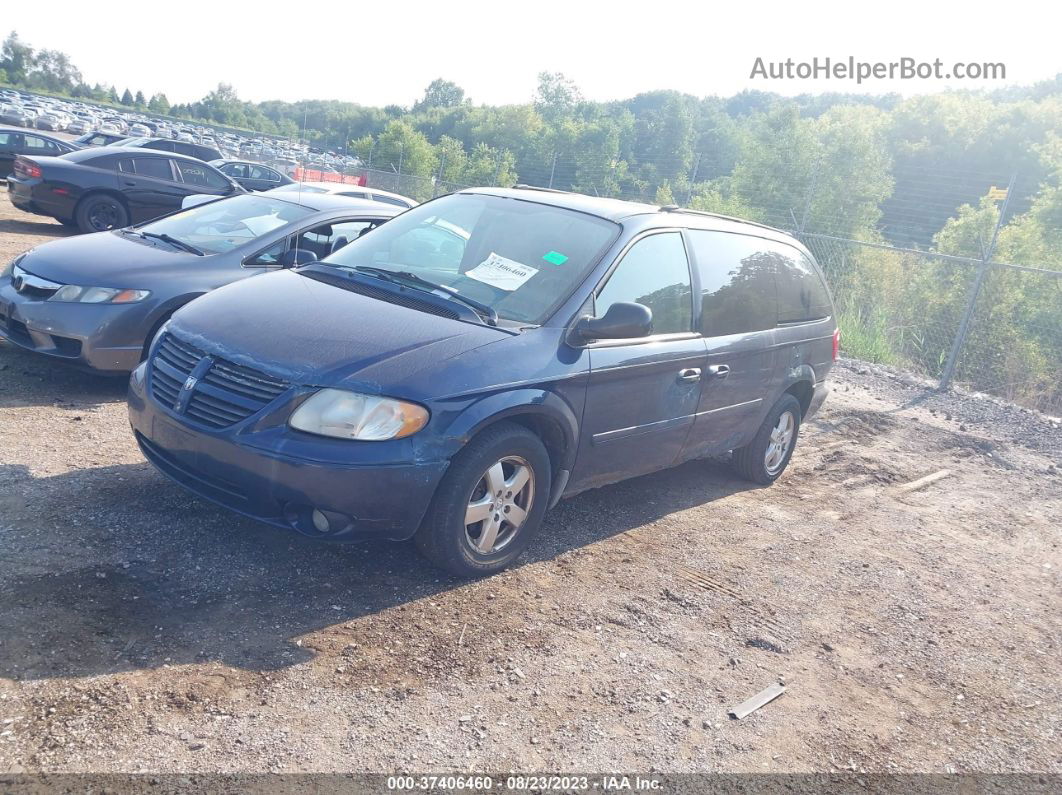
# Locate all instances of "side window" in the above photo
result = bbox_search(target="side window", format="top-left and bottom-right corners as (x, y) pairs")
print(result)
(246, 237), (288, 267)
(176, 160), (229, 190)
(249, 165), (279, 181)
(0, 132), (14, 149)
(776, 250), (832, 324)
(687, 230), (780, 336)
(294, 222), (339, 259)
(327, 219), (379, 254)
(23, 135), (60, 155)
(595, 232), (692, 336)
(223, 163), (249, 179)
(132, 157), (174, 181)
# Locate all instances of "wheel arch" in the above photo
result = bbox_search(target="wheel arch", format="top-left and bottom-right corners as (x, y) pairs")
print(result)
(441, 389), (579, 487)
(781, 368), (817, 418)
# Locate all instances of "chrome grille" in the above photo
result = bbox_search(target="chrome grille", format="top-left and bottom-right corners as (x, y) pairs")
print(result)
(149, 333), (290, 429)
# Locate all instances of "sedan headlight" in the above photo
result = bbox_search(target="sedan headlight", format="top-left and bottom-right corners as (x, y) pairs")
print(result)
(1, 254), (25, 280)
(49, 286), (150, 303)
(289, 388), (429, 441)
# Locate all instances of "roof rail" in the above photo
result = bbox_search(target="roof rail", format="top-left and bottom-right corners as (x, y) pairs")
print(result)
(658, 204), (787, 235)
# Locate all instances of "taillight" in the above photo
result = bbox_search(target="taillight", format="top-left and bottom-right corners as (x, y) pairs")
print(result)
(832, 328), (841, 361)
(14, 157), (42, 179)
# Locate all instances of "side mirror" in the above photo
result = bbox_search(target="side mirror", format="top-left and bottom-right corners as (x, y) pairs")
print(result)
(277, 248), (317, 268)
(570, 302), (653, 344)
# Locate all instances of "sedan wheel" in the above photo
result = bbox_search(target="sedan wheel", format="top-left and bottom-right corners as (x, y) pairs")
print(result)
(76, 195), (129, 234)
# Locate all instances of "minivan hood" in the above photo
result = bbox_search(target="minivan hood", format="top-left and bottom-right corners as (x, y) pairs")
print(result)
(18, 231), (196, 285)
(167, 269), (506, 385)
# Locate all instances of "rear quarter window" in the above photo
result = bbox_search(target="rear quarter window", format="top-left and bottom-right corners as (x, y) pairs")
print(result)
(776, 249), (832, 324)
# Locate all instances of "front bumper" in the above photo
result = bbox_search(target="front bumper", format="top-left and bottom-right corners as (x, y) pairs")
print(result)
(0, 280), (143, 373)
(127, 368), (448, 541)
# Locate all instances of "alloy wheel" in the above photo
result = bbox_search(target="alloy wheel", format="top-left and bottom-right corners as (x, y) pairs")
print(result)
(463, 456), (535, 555)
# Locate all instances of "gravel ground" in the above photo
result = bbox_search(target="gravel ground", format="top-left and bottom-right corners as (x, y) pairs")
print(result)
(0, 193), (1059, 775)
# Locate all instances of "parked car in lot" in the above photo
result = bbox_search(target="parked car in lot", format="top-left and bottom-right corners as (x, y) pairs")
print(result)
(35, 113), (67, 131)
(0, 106), (36, 128)
(73, 130), (127, 147)
(112, 136), (223, 162)
(127, 187), (838, 576)
(0, 128), (79, 178)
(269, 180), (417, 208)
(0, 193), (397, 373)
(66, 118), (93, 135)
(7, 146), (243, 232)
(210, 159), (294, 191)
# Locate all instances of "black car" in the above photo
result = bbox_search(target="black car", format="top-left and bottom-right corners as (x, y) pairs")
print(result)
(7, 146), (243, 233)
(0, 128), (79, 179)
(210, 159), (294, 191)
(73, 131), (127, 148)
(113, 137), (223, 162)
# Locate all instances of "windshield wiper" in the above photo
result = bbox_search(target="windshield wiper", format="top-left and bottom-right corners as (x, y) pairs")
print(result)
(140, 231), (205, 256)
(350, 265), (498, 326)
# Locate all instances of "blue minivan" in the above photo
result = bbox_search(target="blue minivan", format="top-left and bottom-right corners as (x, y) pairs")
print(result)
(128, 187), (838, 576)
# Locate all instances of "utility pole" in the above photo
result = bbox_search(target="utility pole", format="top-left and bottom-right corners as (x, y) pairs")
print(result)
(939, 173), (1017, 391)
(685, 153), (701, 205)
(548, 151), (558, 189)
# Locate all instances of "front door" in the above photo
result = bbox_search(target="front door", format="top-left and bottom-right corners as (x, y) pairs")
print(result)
(569, 231), (706, 491)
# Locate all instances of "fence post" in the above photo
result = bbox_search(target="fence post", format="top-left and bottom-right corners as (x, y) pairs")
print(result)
(938, 173), (1016, 391)
(685, 153), (702, 206)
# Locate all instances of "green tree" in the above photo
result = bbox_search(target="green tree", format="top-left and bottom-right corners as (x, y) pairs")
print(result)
(148, 93), (170, 115)
(413, 78), (467, 112)
(0, 31), (33, 84)
(134, 90), (146, 108)
(120, 88), (133, 105)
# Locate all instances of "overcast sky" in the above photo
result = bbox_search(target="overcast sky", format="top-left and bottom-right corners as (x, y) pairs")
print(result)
(6, 0), (1057, 106)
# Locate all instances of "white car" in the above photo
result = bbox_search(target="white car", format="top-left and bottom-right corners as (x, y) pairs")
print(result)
(268, 181), (417, 208)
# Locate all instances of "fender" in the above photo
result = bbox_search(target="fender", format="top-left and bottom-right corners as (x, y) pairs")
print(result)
(438, 388), (580, 474)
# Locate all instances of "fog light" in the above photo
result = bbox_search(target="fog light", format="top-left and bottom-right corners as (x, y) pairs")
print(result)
(311, 509), (330, 533)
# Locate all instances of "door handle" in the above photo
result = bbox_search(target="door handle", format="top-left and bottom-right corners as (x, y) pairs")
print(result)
(707, 364), (731, 379)
(677, 368), (702, 383)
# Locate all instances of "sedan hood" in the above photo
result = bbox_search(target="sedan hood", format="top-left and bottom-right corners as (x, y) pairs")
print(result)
(167, 270), (506, 385)
(17, 231), (195, 286)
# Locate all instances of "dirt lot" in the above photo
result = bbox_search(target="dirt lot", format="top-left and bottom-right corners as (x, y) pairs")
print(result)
(0, 193), (1059, 775)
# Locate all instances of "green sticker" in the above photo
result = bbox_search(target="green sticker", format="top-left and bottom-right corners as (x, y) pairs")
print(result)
(543, 250), (569, 265)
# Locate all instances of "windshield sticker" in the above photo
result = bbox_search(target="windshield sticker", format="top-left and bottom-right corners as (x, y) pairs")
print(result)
(464, 252), (538, 291)
(542, 250), (569, 265)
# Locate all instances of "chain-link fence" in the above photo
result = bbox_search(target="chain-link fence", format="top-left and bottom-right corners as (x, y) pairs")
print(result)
(799, 233), (1062, 412)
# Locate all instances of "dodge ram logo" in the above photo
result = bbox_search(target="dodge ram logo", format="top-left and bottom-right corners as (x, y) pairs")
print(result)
(183, 376), (198, 391)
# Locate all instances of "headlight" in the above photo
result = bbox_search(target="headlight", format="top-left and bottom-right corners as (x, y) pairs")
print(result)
(1, 254), (25, 280)
(49, 286), (150, 303)
(289, 388), (429, 441)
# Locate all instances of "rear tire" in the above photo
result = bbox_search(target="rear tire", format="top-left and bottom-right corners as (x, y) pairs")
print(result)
(731, 394), (802, 485)
(415, 422), (551, 577)
(75, 194), (129, 234)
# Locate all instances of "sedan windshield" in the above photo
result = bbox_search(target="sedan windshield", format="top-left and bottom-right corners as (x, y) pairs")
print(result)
(318, 193), (619, 324)
(136, 194), (314, 255)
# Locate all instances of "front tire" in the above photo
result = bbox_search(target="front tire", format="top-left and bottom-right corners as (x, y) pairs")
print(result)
(731, 393), (802, 485)
(75, 194), (129, 234)
(415, 422), (551, 577)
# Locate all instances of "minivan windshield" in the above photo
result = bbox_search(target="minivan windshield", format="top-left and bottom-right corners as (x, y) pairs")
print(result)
(135, 194), (314, 255)
(317, 193), (618, 324)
